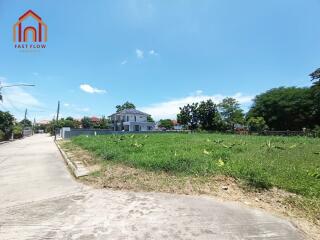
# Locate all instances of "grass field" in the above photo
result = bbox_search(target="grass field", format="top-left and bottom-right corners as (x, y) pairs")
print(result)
(71, 133), (320, 199)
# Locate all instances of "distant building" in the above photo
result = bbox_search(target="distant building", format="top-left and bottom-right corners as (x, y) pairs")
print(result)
(171, 120), (184, 130)
(109, 109), (155, 132)
(90, 116), (100, 124)
(37, 120), (50, 125)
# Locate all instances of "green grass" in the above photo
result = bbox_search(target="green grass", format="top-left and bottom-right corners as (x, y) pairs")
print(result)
(71, 133), (320, 199)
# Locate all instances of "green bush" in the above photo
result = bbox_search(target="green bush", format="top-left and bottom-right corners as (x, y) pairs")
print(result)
(13, 124), (23, 139)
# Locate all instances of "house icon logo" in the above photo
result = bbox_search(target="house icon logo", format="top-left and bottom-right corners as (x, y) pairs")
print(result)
(13, 10), (47, 50)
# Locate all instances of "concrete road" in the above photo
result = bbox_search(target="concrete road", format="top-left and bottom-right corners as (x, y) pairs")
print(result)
(0, 135), (304, 240)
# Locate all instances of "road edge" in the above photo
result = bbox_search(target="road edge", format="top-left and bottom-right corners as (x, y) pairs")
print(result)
(54, 140), (89, 178)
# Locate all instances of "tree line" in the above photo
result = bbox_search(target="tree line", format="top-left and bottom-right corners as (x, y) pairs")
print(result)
(177, 69), (320, 132)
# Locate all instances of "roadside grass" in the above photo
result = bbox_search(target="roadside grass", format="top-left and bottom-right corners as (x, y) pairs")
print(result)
(71, 133), (320, 199)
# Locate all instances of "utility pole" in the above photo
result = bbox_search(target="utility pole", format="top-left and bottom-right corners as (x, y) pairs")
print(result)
(24, 108), (27, 120)
(33, 118), (36, 135)
(54, 101), (60, 141)
(23, 108), (27, 128)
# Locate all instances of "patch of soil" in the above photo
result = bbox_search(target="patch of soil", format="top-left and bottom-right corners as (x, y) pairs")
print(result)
(59, 140), (320, 240)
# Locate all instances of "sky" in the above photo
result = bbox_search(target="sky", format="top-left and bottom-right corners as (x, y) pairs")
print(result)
(0, 0), (319, 121)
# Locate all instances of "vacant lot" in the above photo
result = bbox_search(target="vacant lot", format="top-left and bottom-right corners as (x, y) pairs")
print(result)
(71, 133), (320, 197)
(62, 133), (320, 232)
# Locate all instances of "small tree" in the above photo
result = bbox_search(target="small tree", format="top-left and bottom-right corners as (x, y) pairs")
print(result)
(81, 117), (92, 129)
(0, 111), (15, 140)
(247, 117), (267, 132)
(218, 97), (244, 130)
(98, 116), (110, 129)
(177, 103), (199, 130)
(159, 119), (174, 130)
(197, 99), (222, 131)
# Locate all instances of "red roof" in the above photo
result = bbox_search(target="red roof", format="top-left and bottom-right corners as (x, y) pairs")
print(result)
(90, 116), (100, 122)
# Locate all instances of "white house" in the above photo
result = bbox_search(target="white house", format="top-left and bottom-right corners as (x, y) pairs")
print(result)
(109, 108), (155, 132)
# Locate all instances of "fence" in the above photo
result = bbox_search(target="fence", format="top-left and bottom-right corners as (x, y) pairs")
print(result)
(58, 128), (191, 139)
(57, 128), (318, 139)
(23, 128), (33, 137)
(235, 130), (317, 137)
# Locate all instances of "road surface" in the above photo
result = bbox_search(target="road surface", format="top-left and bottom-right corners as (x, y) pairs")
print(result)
(0, 135), (304, 239)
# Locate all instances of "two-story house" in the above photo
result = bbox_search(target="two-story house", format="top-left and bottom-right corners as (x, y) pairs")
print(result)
(109, 108), (155, 132)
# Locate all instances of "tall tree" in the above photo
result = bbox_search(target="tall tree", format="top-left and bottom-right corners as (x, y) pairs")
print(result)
(197, 100), (221, 130)
(177, 103), (199, 130)
(116, 101), (136, 112)
(247, 87), (313, 130)
(218, 98), (244, 130)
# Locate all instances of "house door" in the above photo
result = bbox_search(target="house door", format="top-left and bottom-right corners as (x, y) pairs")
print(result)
(134, 125), (140, 131)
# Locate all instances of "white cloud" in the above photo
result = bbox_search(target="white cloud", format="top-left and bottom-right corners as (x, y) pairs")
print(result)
(63, 103), (70, 107)
(80, 84), (106, 94)
(136, 49), (144, 59)
(121, 60), (127, 65)
(149, 49), (158, 56)
(140, 91), (254, 120)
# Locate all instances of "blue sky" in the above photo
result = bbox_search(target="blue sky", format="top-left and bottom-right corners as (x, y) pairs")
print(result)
(0, 0), (319, 120)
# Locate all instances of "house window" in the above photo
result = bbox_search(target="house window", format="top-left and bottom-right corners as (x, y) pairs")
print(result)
(134, 116), (136, 122)
(127, 116), (129, 121)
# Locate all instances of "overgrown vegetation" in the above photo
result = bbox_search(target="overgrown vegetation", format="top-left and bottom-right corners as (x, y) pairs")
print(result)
(72, 133), (320, 199)
(0, 111), (26, 141)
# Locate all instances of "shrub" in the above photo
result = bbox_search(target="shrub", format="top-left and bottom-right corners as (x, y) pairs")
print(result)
(13, 124), (23, 139)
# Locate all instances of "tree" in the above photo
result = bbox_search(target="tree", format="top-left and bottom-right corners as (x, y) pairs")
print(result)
(147, 115), (154, 122)
(98, 116), (110, 129)
(197, 100), (222, 130)
(310, 68), (320, 126)
(177, 103), (199, 130)
(159, 119), (174, 130)
(116, 101), (136, 112)
(81, 117), (92, 129)
(20, 119), (32, 127)
(247, 117), (267, 132)
(310, 68), (320, 84)
(60, 118), (80, 128)
(0, 111), (14, 140)
(218, 98), (244, 130)
(177, 100), (222, 131)
(247, 87), (313, 130)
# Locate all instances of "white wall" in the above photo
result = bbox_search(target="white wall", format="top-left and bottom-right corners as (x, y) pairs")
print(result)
(125, 114), (147, 122)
